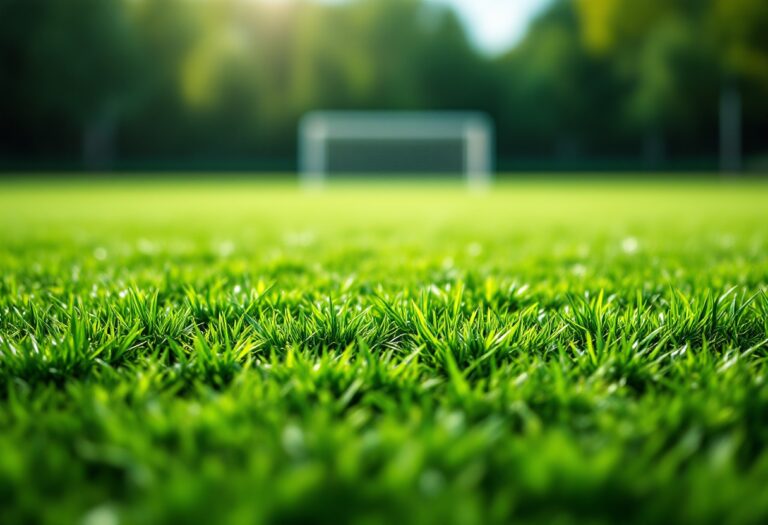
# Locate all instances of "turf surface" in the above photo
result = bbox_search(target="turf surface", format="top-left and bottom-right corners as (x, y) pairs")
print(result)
(1, 178), (768, 524)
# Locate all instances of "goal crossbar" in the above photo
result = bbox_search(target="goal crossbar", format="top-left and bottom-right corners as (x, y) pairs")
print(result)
(299, 111), (494, 188)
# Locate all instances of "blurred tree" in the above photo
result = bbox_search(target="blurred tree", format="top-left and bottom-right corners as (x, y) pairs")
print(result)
(1, 0), (767, 171)
(0, 0), (46, 161)
(498, 5), (584, 158)
(20, 0), (142, 169)
(496, 2), (622, 164)
(575, 0), (715, 168)
(119, 0), (200, 161)
(576, 0), (768, 171)
(708, 0), (768, 172)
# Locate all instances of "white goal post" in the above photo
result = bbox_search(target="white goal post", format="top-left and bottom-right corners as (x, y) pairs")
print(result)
(299, 111), (494, 188)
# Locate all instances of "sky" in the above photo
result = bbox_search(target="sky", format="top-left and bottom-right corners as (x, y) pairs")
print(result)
(430, 0), (552, 54)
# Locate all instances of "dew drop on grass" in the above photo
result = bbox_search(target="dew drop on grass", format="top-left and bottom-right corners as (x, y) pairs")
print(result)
(81, 504), (119, 525)
(419, 469), (445, 496)
(621, 237), (639, 254)
(284, 231), (315, 247)
(216, 241), (235, 257)
(571, 263), (587, 276)
(282, 424), (305, 458)
(441, 411), (466, 436)
(466, 242), (482, 257)
(137, 238), (157, 255)
(719, 234), (735, 248)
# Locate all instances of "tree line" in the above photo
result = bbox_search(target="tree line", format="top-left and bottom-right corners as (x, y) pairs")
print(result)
(1, 0), (766, 172)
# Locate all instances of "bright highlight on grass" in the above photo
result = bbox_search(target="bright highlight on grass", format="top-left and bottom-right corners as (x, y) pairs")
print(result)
(0, 179), (767, 524)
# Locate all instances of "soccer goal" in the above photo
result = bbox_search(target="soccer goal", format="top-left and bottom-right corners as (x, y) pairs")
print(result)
(299, 111), (494, 188)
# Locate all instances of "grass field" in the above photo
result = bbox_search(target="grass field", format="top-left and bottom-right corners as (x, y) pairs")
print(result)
(1, 177), (768, 525)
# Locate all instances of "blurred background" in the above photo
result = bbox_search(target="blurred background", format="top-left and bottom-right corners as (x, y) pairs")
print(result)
(1, 0), (767, 174)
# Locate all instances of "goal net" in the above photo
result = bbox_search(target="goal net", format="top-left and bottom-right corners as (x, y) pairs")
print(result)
(299, 111), (494, 188)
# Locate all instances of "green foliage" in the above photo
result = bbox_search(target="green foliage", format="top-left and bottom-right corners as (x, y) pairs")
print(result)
(0, 178), (767, 524)
(2, 0), (768, 167)
(709, 0), (768, 85)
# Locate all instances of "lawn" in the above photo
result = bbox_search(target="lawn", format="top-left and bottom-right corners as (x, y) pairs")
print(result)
(1, 177), (767, 525)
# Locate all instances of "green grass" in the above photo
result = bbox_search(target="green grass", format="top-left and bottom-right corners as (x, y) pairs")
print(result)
(1, 177), (768, 525)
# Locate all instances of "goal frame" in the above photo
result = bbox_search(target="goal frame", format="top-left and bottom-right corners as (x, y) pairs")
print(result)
(298, 111), (494, 188)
